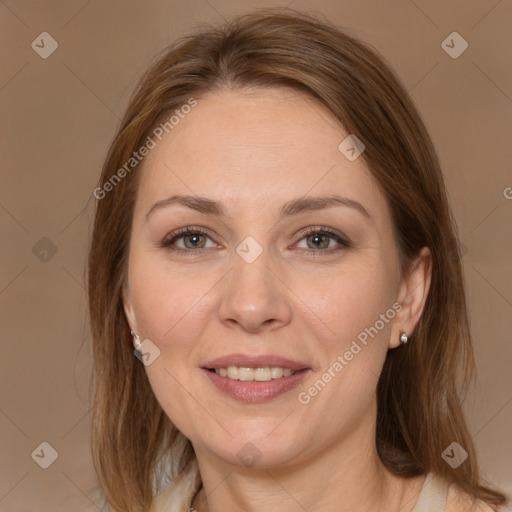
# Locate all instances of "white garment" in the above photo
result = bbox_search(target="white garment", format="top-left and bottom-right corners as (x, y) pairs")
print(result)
(411, 472), (450, 512)
(149, 458), (200, 512)
(149, 461), (450, 512)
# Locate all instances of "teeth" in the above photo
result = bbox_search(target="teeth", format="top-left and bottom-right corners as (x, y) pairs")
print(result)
(214, 366), (296, 381)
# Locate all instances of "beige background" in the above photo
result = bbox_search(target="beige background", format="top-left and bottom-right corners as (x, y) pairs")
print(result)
(1, 1), (511, 510)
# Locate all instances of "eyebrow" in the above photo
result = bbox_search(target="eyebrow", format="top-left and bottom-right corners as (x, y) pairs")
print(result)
(145, 194), (372, 222)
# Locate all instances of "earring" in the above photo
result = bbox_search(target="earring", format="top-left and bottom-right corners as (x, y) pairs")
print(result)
(130, 330), (142, 350)
(399, 332), (409, 344)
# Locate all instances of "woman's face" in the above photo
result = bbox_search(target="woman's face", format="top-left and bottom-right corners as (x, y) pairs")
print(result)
(123, 87), (429, 468)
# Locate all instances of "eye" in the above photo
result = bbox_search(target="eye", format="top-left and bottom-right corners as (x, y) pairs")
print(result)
(294, 226), (351, 255)
(160, 227), (217, 254)
(160, 226), (351, 256)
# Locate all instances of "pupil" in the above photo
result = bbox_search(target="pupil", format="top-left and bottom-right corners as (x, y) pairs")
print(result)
(310, 234), (327, 249)
(186, 233), (203, 248)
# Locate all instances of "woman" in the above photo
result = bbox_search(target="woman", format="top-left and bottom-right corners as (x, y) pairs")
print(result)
(87, 8), (510, 512)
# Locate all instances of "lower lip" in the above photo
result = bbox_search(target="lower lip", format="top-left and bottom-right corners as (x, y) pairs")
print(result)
(202, 368), (310, 403)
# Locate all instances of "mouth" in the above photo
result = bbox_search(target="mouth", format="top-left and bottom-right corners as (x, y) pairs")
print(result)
(200, 354), (311, 403)
(205, 366), (299, 381)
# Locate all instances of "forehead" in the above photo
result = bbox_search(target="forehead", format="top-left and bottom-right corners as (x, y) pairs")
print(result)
(136, 87), (388, 222)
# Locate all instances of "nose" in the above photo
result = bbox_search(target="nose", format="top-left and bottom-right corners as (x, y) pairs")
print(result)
(217, 250), (293, 334)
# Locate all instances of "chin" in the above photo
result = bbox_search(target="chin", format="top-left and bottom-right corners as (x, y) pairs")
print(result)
(194, 426), (311, 470)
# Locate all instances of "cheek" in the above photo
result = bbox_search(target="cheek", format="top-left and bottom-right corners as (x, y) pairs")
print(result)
(128, 252), (217, 347)
(294, 256), (396, 352)
(127, 256), (215, 435)
(295, 258), (396, 423)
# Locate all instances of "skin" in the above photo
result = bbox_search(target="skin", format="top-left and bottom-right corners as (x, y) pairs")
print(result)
(123, 86), (434, 512)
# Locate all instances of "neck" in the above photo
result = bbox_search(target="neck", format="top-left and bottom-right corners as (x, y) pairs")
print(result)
(191, 397), (421, 512)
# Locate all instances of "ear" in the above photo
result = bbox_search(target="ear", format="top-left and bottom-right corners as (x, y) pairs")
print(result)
(389, 246), (432, 349)
(122, 282), (139, 343)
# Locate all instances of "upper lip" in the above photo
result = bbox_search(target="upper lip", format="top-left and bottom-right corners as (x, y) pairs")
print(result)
(201, 354), (310, 371)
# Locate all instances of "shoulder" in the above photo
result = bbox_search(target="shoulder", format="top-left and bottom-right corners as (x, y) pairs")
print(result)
(445, 483), (502, 512)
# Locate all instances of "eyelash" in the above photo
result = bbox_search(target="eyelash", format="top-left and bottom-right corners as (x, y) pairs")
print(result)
(160, 226), (351, 256)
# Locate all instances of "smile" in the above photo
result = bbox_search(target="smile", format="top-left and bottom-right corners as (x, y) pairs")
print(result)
(209, 366), (296, 381)
(202, 367), (310, 403)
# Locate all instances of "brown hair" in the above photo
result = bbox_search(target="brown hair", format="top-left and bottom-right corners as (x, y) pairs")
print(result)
(87, 7), (509, 511)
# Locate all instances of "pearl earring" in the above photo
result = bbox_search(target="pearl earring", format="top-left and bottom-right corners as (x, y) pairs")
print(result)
(130, 330), (142, 350)
(399, 332), (409, 344)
